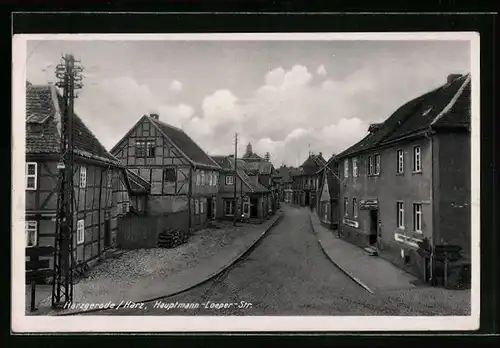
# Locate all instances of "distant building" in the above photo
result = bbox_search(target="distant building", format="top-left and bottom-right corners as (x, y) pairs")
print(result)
(336, 73), (471, 288)
(291, 153), (326, 208)
(211, 155), (270, 223)
(276, 165), (294, 203)
(110, 113), (222, 231)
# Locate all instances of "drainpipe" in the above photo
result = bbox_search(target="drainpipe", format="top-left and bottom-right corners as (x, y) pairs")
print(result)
(426, 129), (435, 284)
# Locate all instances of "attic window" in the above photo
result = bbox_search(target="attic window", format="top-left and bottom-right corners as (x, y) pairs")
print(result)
(422, 107), (433, 117)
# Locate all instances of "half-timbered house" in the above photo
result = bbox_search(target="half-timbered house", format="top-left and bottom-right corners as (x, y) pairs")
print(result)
(110, 113), (222, 230)
(25, 83), (133, 271)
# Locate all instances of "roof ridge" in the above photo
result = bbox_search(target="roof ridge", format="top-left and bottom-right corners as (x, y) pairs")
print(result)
(430, 74), (471, 126)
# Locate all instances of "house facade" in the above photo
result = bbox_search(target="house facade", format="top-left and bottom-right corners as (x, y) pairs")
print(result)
(25, 83), (132, 271)
(316, 156), (340, 230)
(277, 165), (293, 204)
(110, 113), (222, 230)
(211, 155), (270, 223)
(291, 153), (326, 208)
(336, 73), (471, 287)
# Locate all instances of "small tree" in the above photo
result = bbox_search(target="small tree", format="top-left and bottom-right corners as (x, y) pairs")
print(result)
(264, 152), (271, 162)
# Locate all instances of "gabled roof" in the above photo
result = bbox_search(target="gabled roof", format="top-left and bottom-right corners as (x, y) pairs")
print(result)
(300, 153), (326, 175)
(242, 152), (264, 161)
(316, 154), (338, 175)
(26, 84), (122, 166)
(147, 116), (221, 170)
(211, 155), (268, 193)
(337, 73), (471, 159)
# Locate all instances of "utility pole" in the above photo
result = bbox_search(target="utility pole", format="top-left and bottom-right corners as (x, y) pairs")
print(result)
(52, 54), (83, 308)
(233, 133), (238, 226)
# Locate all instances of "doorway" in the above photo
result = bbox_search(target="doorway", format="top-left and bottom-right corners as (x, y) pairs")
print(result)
(207, 197), (213, 219)
(250, 197), (259, 218)
(305, 191), (310, 206)
(104, 217), (111, 249)
(369, 209), (378, 246)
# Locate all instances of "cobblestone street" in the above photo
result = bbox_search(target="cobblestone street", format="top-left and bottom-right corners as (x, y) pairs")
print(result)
(95, 205), (470, 316)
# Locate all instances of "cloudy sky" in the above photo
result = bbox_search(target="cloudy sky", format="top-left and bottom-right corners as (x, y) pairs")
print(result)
(26, 39), (470, 167)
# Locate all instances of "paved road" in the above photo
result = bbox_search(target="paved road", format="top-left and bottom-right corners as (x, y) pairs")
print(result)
(102, 205), (381, 316)
(89, 205), (470, 316)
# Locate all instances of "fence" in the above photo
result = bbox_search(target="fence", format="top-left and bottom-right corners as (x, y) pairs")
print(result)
(117, 210), (190, 249)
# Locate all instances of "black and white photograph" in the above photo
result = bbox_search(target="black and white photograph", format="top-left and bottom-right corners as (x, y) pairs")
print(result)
(12, 32), (480, 332)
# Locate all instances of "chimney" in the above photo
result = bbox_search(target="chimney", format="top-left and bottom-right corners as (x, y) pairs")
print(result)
(150, 113), (159, 120)
(319, 152), (322, 158)
(447, 74), (463, 84)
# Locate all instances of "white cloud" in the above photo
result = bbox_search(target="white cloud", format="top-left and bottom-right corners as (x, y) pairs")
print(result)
(317, 64), (327, 76)
(169, 80), (183, 92)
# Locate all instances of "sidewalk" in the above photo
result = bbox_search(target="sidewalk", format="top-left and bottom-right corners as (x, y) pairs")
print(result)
(309, 211), (418, 293)
(32, 213), (283, 316)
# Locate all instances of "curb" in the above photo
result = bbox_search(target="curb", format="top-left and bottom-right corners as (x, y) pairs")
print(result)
(308, 215), (375, 295)
(57, 213), (284, 316)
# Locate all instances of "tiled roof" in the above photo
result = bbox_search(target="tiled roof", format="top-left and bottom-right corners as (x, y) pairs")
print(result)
(125, 168), (151, 194)
(243, 160), (273, 175)
(149, 116), (221, 170)
(26, 84), (122, 166)
(242, 152), (264, 161)
(337, 74), (471, 159)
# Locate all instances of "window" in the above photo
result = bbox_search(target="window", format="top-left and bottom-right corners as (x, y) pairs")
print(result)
(353, 198), (358, 218)
(164, 168), (176, 182)
(136, 141), (146, 157)
(224, 200), (235, 216)
(201, 171), (205, 185)
(200, 199), (204, 214)
(194, 199), (199, 214)
(225, 175), (234, 185)
(413, 146), (422, 172)
(344, 159), (349, 178)
(413, 203), (422, 233)
(397, 201), (404, 228)
(196, 171), (200, 185)
(374, 154), (381, 175)
(352, 158), (358, 177)
(344, 197), (349, 216)
(243, 201), (249, 214)
(397, 150), (404, 174)
(77, 220), (85, 245)
(209, 172), (213, 186)
(25, 221), (37, 247)
(368, 156), (374, 175)
(26, 162), (37, 190)
(324, 203), (329, 222)
(136, 140), (155, 157)
(146, 141), (155, 157)
(79, 166), (87, 188)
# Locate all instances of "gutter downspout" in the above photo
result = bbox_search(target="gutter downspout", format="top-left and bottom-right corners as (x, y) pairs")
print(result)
(426, 129), (435, 285)
(188, 165), (194, 232)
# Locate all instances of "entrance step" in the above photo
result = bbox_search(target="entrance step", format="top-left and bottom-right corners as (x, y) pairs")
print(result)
(364, 246), (378, 256)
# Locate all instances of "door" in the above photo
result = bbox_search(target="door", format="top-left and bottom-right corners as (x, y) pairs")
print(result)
(207, 198), (213, 219)
(104, 218), (111, 249)
(369, 209), (378, 246)
(305, 191), (310, 206)
(250, 197), (259, 218)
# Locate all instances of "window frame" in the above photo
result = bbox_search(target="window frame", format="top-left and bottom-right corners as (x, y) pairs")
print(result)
(353, 198), (358, 218)
(26, 162), (38, 190)
(352, 157), (358, 177)
(201, 171), (205, 185)
(25, 220), (38, 247)
(413, 146), (422, 173)
(224, 199), (235, 216)
(344, 159), (349, 178)
(344, 197), (349, 217)
(200, 198), (204, 214)
(146, 140), (156, 158)
(79, 166), (87, 188)
(194, 199), (199, 214)
(77, 219), (85, 245)
(374, 153), (381, 175)
(163, 167), (176, 183)
(196, 171), (201, 186)
(397, 149), (404, 174)
(368, 156), (374, 176)
(413, 203), (423, 233)
(225, 175), (234, 185)
(397, 201), (405, 228)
